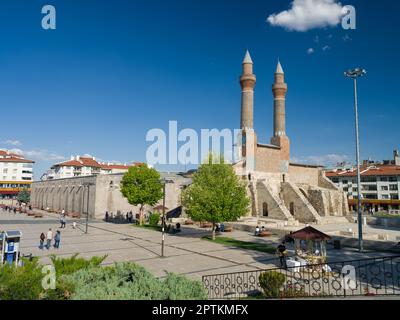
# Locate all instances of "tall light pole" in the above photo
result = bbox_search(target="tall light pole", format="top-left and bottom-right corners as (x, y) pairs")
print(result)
(83, 182), (95, 234)
(345, 67), (367, 253)
(161, 179), (166, 258)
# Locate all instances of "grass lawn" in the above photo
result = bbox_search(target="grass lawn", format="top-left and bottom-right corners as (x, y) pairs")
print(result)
(375, 213), (400, 219)
(202, 236), (276, 254)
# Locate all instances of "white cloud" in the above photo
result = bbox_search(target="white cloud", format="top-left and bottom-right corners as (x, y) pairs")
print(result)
(307, 48), (315, 54)
(2, 140), (22, 146)
(267, 0), (345, 32)
(292, 154), (350, 167)
(8, 148), (66, 162)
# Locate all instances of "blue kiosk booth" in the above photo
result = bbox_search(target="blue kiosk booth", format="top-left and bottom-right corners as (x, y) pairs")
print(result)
(0, 231), (23, 266)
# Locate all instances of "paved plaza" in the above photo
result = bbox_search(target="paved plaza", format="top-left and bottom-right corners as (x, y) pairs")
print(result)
(0, 210), (398, 280)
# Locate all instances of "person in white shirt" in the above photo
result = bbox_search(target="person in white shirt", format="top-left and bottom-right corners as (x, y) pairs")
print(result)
(46, 228), (53, 250)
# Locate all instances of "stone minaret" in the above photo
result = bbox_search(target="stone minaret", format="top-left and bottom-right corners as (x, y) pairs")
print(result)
(271, 61), (290, 161)
(239, 50), (257, 171)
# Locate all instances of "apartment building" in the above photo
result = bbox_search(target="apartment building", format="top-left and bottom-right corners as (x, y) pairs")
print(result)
(0, 149), (35, 200)
(325, 150), (400, 212)
(42, 155), (140, 180)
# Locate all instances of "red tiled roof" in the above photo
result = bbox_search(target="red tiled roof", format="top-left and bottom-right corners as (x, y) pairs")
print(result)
(0, 157), (34, 163)
(79, 157), (102, 168)
(289, 226), (331, 241)
(326, 165), (400, 177)
(53, 160), (84, 168)
(53, 157), (142, 170)
(101, 164), (131, 170)
(0, 150), (25, 158)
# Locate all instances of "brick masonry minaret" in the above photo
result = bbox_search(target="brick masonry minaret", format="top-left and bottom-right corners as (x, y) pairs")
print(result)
(239, 50), (257, 171)
(271, 61), (290, 162)
(240, 50), (256, 129)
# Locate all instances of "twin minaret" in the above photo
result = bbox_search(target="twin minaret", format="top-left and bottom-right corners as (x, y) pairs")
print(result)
(240, 50), (289, 149)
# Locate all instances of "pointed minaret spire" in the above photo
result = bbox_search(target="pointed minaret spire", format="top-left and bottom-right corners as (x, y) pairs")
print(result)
(276, 60), (284, 74)
(243, 50), (253, 64)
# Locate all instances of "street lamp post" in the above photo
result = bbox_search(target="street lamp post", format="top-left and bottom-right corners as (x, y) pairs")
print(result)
(161, 180), (166, 258)
(345, 67), (367, 253)
(83, 182), (95, 234)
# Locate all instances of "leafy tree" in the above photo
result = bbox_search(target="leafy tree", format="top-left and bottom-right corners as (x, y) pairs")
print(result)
(120, 164), (164, 225)
(17, 189), (30, 205)
(182, 154), (250, 240)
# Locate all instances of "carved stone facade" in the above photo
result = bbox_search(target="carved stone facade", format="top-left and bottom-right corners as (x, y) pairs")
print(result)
(235, 52), (349, 224)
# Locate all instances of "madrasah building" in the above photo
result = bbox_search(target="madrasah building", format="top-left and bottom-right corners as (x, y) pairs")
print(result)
(31, 51), (349, 225)
(233, 51), (349, 225)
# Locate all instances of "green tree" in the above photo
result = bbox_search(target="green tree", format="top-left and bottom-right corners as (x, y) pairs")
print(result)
(17, 189), (30, 205)
(182, 154), (250, 240)
(120, 164), (164, 225)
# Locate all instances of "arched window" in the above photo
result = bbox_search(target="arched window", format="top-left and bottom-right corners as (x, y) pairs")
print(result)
(262, 203), (269, 217)
(290, 202), (295, 216)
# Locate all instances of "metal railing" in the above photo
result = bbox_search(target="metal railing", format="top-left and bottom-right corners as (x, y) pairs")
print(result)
(202, 255), (400, 299)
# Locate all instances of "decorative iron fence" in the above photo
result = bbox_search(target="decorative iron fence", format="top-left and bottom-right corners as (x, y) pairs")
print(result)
(202, 255), (400, 299)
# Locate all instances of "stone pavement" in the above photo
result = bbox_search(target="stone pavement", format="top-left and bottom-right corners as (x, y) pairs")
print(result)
(0, 210), (398, 280)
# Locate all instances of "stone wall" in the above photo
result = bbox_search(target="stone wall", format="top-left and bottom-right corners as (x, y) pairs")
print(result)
(280, 182), (321, 223)
(288, 164), (320, 186)
(255, 145), (283, 173)
(31, 173), (191, 219)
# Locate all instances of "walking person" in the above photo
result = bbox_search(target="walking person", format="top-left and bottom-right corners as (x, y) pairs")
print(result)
(277, 242), (288, 269)
(39, 232), (45, 250)
(54, 231), (61, 249)
(105, 211), (109, 222)
(61, 215), (67, 229)
(46, 228), (53, 250)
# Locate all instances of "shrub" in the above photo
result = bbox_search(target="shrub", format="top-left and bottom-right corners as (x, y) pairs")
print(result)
(0, 258), (44, 300)
(50, 253), (107, 277)
(162, 273), (208, 300)
(62, 262), (208, 300)
(259, 271), (286, 299)
(149, 213), (161, 227)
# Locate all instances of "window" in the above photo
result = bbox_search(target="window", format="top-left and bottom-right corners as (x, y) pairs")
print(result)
(364, 194), (378, 199)
(389, 177), (397, 182)
(361, 177), (377, 183)
(332, 178), (339, 183)
(381, 186), (389, 191)
(389, 185), (398, 191)
(362, 185), (377, 191)
(391, 194), (399, 200)
(3, 169), (7, 174)
(381, 177), (388, 182)
(382, 195), (389, 199)
(343, 187), (349, 192)
(342, 180), (348, 185)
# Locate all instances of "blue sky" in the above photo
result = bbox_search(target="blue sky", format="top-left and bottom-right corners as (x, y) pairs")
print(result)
(0, 0), (399, 179)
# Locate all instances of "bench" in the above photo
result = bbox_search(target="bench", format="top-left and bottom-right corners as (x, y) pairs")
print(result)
(34, 214), (44, 218)
(201, 223), (212, 228)
(184, 220), (194, 225)
(258, 231), (272, 238)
